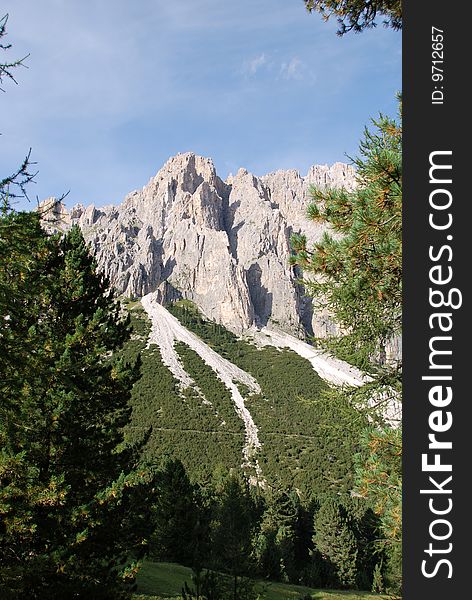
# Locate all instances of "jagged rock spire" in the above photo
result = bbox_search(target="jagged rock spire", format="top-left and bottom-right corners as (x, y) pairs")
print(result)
(40, 153), (356, 335)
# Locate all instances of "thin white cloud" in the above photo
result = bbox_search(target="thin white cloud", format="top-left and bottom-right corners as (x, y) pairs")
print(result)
(242, 54), (315, 84)
(243, 53), (268, 76)
(280, 57), (302, 80)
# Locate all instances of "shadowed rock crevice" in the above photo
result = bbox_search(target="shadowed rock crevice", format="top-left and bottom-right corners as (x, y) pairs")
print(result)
(246, 263), (273, 327)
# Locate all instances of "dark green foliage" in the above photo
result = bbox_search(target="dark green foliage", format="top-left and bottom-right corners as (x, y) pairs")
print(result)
(304, 1), (402, 35)
(168, 301), (367, 498)
(0, 215), (153, 598)
(371, 562), (384, 594)
(313, 500), (358, 588)
(116, 302), (382, 592)
(253, 488), (300, 583)
(0, 212), (50, 399)
(212, 475), (255, 574)
(354, 428), (401, 593)
(175, 342), (245, 437)
(144, 461), (380, 593)
(150, 459), (202, 566)
(291, 103), (402, 591)
(182, 567), (224, 600)
(211, 475), (257, 600)
(120, 309), (244, 481)
(351, 504), (381, 591)
(291, 107), (401, 381)
(307, 496), (380, 591)
(182, 568), (257, 600)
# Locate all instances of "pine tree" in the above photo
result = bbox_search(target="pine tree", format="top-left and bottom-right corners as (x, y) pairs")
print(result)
(354, 427), (402, 593)
(350, 502), (382, 591)
(254, 489), (299, 582)
(0, 214), (154, 598)
(1, 13), (29, 89)
(1, 18), (153, 595)
(313, 499), (358, 588)
(304, 1), (402, 35)
(211, 475), (256, 600)
(291, 104), (402, 381)
(371, 561), (385, 594)
(150, 458), (201, 566)
(1, 14), (35, 210)
(292, 102), (403, 593)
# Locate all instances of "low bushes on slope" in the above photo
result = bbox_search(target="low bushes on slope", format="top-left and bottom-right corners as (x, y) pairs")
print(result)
(167, 301), (368, 499)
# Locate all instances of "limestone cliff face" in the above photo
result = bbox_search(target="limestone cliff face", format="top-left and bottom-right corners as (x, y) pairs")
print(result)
(42, 152), (356, 335)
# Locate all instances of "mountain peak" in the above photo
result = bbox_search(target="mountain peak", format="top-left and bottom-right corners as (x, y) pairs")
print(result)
(40, 154), (358, 340)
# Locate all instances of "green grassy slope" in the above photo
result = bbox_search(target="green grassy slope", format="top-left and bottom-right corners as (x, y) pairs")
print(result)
(134, 561), (388, 600)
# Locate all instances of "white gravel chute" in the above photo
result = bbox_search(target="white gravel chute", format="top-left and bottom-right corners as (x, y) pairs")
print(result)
(250, 327), (401, 426)
(251, 327), (368, 387)
(141, 293), (264, 481)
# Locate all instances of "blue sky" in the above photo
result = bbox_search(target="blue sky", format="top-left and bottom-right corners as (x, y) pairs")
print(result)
(1, 0), (401, 210)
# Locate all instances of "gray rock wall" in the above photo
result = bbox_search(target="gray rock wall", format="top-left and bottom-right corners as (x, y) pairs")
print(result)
(40, 152), (357, 337)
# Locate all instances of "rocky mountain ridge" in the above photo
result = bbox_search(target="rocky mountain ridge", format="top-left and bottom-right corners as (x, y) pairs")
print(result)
(41, 152), (356, 337)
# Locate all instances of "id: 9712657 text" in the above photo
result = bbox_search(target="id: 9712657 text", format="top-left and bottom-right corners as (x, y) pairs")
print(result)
(432, 26), (444, 105)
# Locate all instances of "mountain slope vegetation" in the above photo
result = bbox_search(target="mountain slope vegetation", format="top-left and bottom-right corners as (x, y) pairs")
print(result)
(121, 300), (367, 499)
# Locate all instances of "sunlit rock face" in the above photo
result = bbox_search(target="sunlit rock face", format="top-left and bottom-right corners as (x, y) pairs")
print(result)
(41, 152), (357, 336)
